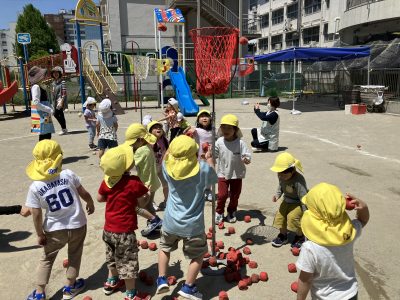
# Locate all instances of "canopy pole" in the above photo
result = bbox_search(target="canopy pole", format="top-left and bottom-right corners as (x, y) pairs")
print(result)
(291, 57), (301, 115)
(367, 56), (370, 85)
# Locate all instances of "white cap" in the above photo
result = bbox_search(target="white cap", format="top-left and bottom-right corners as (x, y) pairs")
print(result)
(83, 96), (96, 107)
(177, 112), (184, 121)
(168, 98), (179, 111)
(142, 114), (153, 126)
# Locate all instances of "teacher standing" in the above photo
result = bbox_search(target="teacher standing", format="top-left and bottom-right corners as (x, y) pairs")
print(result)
(51, 66), (68, 135)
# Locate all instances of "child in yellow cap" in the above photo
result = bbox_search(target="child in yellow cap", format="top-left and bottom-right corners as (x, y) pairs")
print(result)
(215, 114), (251, 224)
(296, 183), (369, 300)
(25, 140), (95, 300)
(156, 135), (218, 299)
(125, 123), (163, 237)
(97, 145), (151, 299)
(270, 152), (308, 248)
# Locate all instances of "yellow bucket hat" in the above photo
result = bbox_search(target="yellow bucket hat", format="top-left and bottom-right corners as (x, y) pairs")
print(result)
(125, 123), (157, 146)
(301, 182), (356, 246)
(220, 114), (243, 138)
(197, 109), (211, 118)
(270, 152), (303, 173)
(26, 140), (63, 181)
(100, 145), (134, 188)
(147, 120), (163, 132)
(165, 135), (199, 180)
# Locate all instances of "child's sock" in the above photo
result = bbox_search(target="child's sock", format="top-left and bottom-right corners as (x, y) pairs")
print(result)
(126, 288), (137, 298)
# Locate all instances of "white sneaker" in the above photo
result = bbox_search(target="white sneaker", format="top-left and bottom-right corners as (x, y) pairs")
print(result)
(58, 129), (68, 135)
(215, 213), (224, 225)
(152, 201), (159, 211)
(226, 212), (237, 223)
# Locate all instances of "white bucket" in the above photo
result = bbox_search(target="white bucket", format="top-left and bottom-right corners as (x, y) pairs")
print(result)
(345, 104), (352, 115)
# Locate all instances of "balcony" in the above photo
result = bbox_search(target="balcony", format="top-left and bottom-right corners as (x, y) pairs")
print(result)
(167, 0), (261, 39)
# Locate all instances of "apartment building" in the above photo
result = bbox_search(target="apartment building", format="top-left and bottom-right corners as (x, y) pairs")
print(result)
(0, 23), (17, 66)
(253, 0), (400, 55)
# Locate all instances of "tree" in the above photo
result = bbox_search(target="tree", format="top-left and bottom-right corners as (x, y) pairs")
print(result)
(15, 4), (59, 59)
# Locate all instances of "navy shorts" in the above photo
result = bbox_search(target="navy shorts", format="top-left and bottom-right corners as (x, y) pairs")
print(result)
(98, 138), (118, 150)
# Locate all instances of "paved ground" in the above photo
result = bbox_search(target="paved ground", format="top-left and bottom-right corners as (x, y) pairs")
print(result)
(1, 98), (399, 299)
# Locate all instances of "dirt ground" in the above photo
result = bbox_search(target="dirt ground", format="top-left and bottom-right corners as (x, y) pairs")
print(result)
(1, 98), (399, 300)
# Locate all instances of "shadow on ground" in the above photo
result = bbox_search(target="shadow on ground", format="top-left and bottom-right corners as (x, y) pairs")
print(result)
(240, 224), (279, 246)
(63, 156), (90, 164)
(0, 229), (39, 252)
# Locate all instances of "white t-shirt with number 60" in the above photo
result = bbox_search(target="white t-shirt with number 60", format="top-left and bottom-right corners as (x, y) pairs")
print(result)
(26, 169), (87, 232)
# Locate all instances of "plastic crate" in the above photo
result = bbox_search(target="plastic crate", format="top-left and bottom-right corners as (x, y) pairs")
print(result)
(351, 104), (367, 115)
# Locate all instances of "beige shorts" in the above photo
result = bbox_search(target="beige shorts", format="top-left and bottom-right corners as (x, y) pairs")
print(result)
(160, 229), (207, 260)
(273, 200), (303, 235)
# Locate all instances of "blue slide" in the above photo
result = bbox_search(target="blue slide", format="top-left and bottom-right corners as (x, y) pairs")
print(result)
(168, 67), (199, 116)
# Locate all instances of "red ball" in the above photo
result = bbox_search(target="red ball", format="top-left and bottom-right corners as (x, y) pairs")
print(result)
(246, 238), (254, 245)
(248, 261), (258, 269)
(202, 143), (210, 153)
(218, 290), (229, 300)
(209, 256), (218, 267)
(204, 252), (211, 258)
(157, 23), (167, 32)
(239, 36), (249, 45)
(208, 226), (213, 233)
(345, 195), (355, 210)
(206, 232), (213, 239)
(218, 252), (226, 260)
(238, 280), (248, 290)
(291, 281), (298, 293)
(218, 222), (225, 230)
(205, 82), (214, 94)
(288, 263), (297, 273)
(217, 241), (224, 249)
(167, 275), (177, 285)
(251, 273), (260, 283)
(149, 242), (157, 251)
(140, 241), (148, 249)
(82, 297), (93, 300)
(227, 227), (235, 234)
(243, 246), (251, 255)
(259, 271), (268, 282)
(63, 259), (69, 268)
(244, 215), (251, 223)
(291, 247), (301, 256)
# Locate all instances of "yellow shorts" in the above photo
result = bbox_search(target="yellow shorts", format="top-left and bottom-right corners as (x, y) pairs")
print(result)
(273, 200), (303, 235)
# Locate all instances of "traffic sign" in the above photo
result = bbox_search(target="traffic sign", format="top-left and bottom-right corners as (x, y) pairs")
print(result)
(17, 33), (31, 44)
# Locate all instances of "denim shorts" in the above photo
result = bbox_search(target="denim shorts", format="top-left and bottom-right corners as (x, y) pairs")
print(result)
(98, 138), (118, 150)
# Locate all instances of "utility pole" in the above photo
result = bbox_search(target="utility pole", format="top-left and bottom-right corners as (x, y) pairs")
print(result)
(197, 0), (201, 28)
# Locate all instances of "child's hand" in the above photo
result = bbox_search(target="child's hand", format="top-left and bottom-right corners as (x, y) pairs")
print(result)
(37, 234), (46, 246)
(241, 154), (251, 164)
(272, 195), (278, 202)
(346, 193), (366, 211)
(86, 201), (95, 215)
(254, 102), (260, 110)
(20, 206), (31, 217)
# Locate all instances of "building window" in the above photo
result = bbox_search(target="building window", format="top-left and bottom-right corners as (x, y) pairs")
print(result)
(272, 8), (284, 25)
(261, 14), (269, 28)
(271, 34), (282, 50)
(346, 0), (383, 10)
(303, 26), (320, 44)
(0, 33), (6, 38)
(1, 41), (6, 46)
(286, 32), (299, 47)
(304, 0), (321, 15)
(287, 3), (298, 20)
(259, 38), (268, 52)
(2, 48), (8, 53)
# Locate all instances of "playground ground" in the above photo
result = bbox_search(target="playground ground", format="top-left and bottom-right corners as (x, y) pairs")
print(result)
(1, 98), (399, 300)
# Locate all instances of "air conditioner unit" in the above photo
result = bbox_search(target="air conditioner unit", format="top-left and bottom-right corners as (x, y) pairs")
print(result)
(274, 43), (281, 50)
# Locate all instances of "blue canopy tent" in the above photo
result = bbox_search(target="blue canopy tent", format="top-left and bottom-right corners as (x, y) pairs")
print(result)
(254, 46), (371, 114)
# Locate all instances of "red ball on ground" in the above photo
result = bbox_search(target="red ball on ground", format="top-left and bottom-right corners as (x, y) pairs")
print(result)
(209, 256), (218, 267)
(82, 297), (93, 300)
(218, 252), (226, 260)
(206, 232), (213, 239)
(238, 280), (248, 290)
(239, 36), (249, 45)
(167, 275), (177, 285)
(218, 222), (225, 229)
(228, 227), (235, 234)
(140, 241), (148, 249)
(291, 281), (298, 293)
(149, 242), (157, 251)
(259, 271), (269, 282)
(243, 246), (251, 255)
(63, 259), (69, 268)
(248, 261), (258, 269)
(291, 247), (301, 256)
(218, 290), (229, 300)
(246, 238), (254, 245)
(217, 241), (224, 249)
(288, 263), (297, 273)
(204, 252), (211, 258)
(251, 273), (260, 283)
(244, 215), (251, 223)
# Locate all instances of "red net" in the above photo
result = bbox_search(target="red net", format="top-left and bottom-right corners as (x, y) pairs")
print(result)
(190, 27), (239, 95)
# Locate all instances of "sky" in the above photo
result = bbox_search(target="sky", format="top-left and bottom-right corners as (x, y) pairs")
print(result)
(0, 0), (98, 29)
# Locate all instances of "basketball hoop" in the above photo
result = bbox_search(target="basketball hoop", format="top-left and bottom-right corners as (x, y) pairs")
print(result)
(190, 27), (239, 95)
(232, 57), (255, 77)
